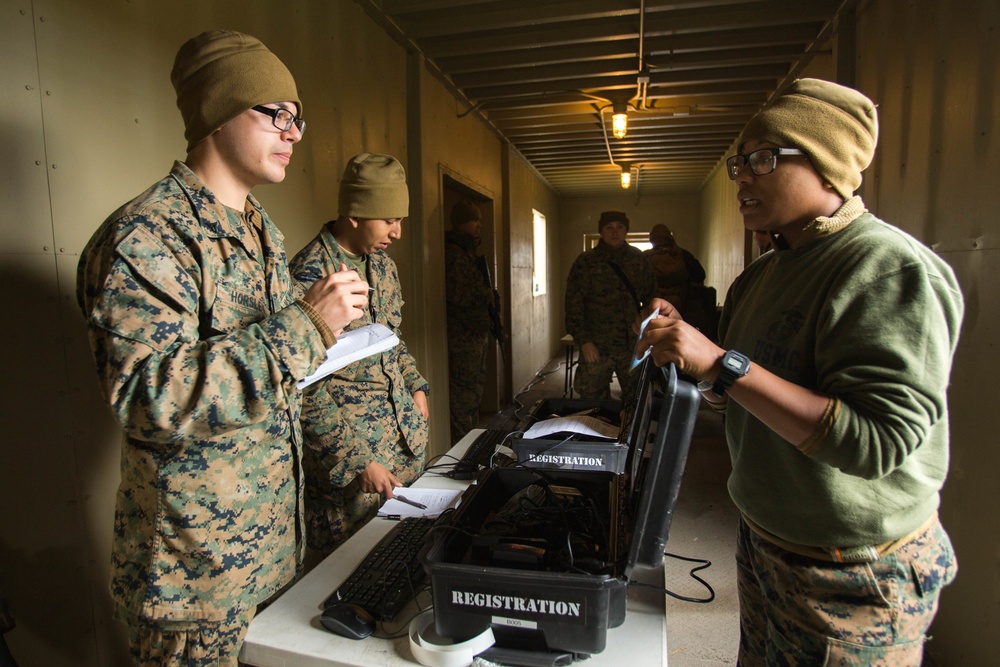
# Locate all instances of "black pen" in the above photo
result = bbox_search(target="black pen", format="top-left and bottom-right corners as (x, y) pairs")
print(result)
(393, 494), (427, 510)
(383, 514), (401, 520)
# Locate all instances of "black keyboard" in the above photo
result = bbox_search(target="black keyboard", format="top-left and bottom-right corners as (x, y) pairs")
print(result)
(322, 517), (436, 621)
(452, 428), (508, 477)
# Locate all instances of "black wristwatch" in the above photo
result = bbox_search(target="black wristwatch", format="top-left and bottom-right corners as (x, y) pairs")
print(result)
(711, 350), (751, 397)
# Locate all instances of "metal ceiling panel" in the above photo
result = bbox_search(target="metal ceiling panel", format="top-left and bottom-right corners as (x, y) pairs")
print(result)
(356, 0), (850, 195)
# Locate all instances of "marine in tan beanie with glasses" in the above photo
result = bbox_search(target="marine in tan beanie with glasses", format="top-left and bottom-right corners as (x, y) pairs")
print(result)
(77, 31), (369, 665)
(289, 152), (429, 559)
(636, 79), (963, 665)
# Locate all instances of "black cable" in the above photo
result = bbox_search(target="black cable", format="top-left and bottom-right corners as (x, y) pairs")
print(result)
(629, 551), (715, 603)
(511, 366), (563, 421)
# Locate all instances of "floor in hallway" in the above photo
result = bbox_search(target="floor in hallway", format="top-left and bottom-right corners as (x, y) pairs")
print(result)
(478, 354), (741, 666)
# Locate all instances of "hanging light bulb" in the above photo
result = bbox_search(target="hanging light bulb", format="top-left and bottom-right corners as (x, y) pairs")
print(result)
(620, 166), (632, 189)
(612, 102), (628, 139)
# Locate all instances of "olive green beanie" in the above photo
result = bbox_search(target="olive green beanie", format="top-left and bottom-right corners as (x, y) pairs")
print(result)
(738, 78), (879, 199)
(338, 153), (409, 219)
(171, 30), (301, 151)
(450, 200), (481, 228)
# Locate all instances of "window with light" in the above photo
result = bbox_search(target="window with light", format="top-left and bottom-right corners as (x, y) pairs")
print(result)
(532, 209), (547, 296)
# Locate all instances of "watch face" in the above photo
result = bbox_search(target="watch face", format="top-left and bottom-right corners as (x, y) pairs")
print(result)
(723, 351), (751, 374)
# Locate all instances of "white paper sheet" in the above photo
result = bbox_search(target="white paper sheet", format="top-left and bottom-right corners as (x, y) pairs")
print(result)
(297, 323), (399, 389)
(631, 306), (660, 369)
(521, 415), (619, 440)
(376, 487), (464, 519)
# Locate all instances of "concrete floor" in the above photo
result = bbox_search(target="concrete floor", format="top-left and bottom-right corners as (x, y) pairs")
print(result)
(480, 356), (740, 666)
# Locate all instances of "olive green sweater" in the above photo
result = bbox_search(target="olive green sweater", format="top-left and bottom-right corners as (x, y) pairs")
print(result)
(720, 198), (964, 547)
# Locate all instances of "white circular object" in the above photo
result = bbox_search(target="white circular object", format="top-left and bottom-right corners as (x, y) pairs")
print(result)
(408, 609), (495, 667)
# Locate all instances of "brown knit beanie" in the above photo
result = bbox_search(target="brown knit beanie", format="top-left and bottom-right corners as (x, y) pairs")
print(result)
(338, 153), (409, 219)
(450, 200), (482, 228)
(598, 209), (630, 232)
(738, 78), (878, 199)
(171, 30), (301, 152)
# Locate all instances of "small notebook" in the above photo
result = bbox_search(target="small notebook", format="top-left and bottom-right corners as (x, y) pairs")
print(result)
(297, 323), (399, 389)
(377, 487), (464, 519)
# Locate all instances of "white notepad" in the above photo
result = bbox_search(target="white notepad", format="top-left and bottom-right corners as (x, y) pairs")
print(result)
(297, 323), (400, 389)
(377, 487), (464, 519)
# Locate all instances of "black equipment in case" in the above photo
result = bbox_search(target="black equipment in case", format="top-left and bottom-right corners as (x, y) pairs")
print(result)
(421, 360), (699, 658)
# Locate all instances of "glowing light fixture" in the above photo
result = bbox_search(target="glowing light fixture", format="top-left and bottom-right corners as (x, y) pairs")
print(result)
(611, 102), (628, 139)
(620, 166), (632, 189)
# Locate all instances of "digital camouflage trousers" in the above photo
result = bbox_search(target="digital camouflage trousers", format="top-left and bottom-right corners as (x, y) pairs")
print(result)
(118, 605), (255, 667)
(736, 515), (956, 666)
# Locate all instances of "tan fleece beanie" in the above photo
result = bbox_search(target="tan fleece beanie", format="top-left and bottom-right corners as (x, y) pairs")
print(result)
(171, 30), (301, 151)
(338, 153), (409, 219)
(738, 78), (879, 199)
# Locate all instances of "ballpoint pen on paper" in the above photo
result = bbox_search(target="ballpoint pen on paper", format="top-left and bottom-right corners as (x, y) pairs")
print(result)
(392, 494), (427, 510)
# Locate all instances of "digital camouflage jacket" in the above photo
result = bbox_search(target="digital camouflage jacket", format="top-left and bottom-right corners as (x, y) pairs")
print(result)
(444, 230), (491, 337)
(76, 162), (326, 621)
(289, 224), (428, 494)
(565, 240), (655, 355)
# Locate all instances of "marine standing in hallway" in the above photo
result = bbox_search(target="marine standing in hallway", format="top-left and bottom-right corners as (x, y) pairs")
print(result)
(565, 209), (655, 405)
(76, 31), (368, 664)
(444, 200), (493, 443)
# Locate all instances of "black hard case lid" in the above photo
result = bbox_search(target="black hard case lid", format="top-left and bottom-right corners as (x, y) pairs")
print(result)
(614, 360), (700, 574)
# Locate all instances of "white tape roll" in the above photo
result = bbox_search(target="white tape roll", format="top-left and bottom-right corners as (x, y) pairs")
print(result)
(408, 609), (495, 667)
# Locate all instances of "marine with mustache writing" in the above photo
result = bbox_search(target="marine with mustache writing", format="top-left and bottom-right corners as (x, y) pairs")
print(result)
(76, 31), (369, 665)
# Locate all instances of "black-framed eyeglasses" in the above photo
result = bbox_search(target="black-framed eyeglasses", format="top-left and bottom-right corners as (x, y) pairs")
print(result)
(726, 147), (805, 180)
(252, 105), (306, 134)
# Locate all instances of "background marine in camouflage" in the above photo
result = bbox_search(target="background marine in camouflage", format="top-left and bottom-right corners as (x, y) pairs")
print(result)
(290, 153), (429, 557)
(75, 31), (368, 665)
(565, 209), (655, 406)
(644, 224), (715, 338)
(444, 200), (493, 443)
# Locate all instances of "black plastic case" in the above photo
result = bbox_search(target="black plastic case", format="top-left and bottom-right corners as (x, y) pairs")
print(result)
(422, 361), (699, 657)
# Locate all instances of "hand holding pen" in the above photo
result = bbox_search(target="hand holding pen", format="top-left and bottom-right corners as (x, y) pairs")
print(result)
(300, 263), (369, 332)
(391, 493), (427, 510)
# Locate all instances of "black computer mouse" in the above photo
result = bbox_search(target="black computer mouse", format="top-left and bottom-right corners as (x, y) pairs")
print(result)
(319, 602), (376, 640)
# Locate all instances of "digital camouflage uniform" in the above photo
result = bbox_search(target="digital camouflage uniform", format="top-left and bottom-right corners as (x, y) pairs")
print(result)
(565, 239), (655, 405)
(290, 223), (428, 553)
(444, 230), (491, 442)
(76, 162), (325, 626)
